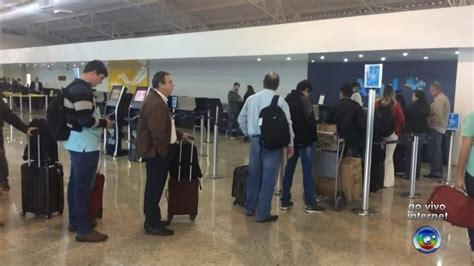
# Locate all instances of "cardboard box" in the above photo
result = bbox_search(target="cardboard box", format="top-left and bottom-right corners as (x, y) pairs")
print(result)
(340, 157), (363, 202)
(317, 124), (338, 151)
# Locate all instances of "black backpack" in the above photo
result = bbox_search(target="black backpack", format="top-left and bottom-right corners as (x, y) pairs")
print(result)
(46, 88), (70, 141)
(374, 104), (395, 138)
(259, 95), (291, 150)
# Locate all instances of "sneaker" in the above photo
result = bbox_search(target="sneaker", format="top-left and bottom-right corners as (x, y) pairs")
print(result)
(304, 205), (326, 213)
(0, 221), (4, 227)
(1, 182), (10, 192)
(423, 173), (442, 179)
(280, 201), (294, 210)
(75, 229), (108, 242)
(257, 215), (278, 223)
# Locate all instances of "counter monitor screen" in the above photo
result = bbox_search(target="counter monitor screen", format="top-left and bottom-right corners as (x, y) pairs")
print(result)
(134, 90), (147, 102)
(109, 86), (122, 101)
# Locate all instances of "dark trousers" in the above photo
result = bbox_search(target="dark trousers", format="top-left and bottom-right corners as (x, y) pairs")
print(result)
(0, 134), (8, 184)
(144, 153), (172, 228)
(465, 171), (474, 251)
(68, 150), (100, 235)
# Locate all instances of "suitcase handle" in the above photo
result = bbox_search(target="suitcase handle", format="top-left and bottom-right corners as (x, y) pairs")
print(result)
(177, 139), (194, 182)
(27, 133), (41, 168)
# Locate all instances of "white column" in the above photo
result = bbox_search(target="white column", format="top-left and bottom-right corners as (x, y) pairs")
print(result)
(452, 48), (474, 164)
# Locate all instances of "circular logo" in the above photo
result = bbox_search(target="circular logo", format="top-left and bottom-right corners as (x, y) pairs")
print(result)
(413, 226), (441, 254)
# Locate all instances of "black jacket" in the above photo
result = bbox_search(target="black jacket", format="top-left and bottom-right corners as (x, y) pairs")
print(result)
(328, 98), (366, 148)
(285, 90), (317, 147)
(405, 101), (430, 134)
(0, 97), (29, 135)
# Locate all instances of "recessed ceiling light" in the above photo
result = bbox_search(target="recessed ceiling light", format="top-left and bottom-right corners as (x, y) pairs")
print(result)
(424, 56), (429, 60)
(286, 57), (291, 61)
(403, 52), (408, 57)
(311, 60), (315, 63)
(81, 62), (85, 66)
(455, 51), (460, 55)
(320, 55), (325, 60)
(257, 58), (261, 62)
(344, 58), (348, 62)
(358, 54), (364, 58)
(73, 64), (76, 67)
(381, 57), (386, 61)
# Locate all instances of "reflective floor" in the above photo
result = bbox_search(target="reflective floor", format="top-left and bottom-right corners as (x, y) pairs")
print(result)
(0, 122), (473, 265)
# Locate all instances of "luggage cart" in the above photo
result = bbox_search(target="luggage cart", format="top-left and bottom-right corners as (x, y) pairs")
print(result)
(313, 132), (345, 211)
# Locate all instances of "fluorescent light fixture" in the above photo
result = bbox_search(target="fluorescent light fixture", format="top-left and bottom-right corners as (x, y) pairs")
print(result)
(286, 57), (291, 61)
(424, 56), (429, 60)
(381, 57), (386, 61)
(257, 58), (261, 62)
(344, 58), (348, 62)
(455, 51), (460, 55)
(403, 52), (408, 57)
(320, 55), (325, 60)
(311, 60), (315, 63)
(358, 54), (364, 58)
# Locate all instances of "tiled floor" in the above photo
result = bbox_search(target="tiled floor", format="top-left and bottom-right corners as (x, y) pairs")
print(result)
(0, 122), (472, 265)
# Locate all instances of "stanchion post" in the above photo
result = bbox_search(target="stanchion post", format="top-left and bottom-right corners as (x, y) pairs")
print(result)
(28, 94), (32, 115)
(444, 131), (455, 185)
(200, 115), (208, 157)
(20, 94), (23, 114)
(207, 106), (224, 179)
(274, 150), (285, 196)
(45, 95), (48, 110)
(402, 135), (421, 198)
(352, 89), (378, 216)
(9, 95), (13, 109)
(206, 110), (211, 144)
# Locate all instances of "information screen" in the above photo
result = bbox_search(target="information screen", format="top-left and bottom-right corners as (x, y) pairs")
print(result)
(364, 64), (383, 88)
(134, 90), (147, 102)
(109, 86), (122, 101)
(447, 113), (460, 131)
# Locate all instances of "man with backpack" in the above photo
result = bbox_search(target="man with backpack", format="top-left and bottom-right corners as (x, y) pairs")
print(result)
(62, 60), (113, 242)
(238, 72), (294, 223)
(280, 80), (325, 213)
(328, 83), (366, 157)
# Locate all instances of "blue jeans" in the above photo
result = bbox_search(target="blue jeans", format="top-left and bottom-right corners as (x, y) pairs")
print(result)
(68, 150), (100, 235)
(428, 130), (444, 176)
(246, 136), (282, 221)
(281, 144), (317, 207)
(465, 171), (474, 251)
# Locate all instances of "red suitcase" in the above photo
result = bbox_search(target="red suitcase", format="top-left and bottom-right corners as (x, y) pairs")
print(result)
(167, 140), (201, 222)
(90, 173), (104, 222)
(427, 185), (474, 229)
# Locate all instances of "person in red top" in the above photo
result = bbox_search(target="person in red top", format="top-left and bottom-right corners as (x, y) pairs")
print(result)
(375, 84), (405, 188)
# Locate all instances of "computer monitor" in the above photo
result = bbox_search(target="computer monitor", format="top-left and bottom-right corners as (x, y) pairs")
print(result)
(133, 89), (147, 102)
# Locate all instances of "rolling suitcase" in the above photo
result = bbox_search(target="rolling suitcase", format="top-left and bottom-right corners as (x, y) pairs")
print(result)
(232, 165), (248, 207)
(167, 140), (201, 222)
(90, 171), (104, 222)
(21, 134), (64, 219)
(427, 185), (474, 228)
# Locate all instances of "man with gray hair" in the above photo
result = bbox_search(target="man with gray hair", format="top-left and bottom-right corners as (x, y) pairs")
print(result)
(424, 82), (451, 179)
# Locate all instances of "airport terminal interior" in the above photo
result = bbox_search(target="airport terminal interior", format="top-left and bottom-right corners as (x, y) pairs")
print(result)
(0, 1), (474, 265)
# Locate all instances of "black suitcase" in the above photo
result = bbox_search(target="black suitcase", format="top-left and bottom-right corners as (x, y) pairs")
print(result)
(167, 140), (201, 222)
(232, 165), (249, 207)
(21, 134), (64, 218)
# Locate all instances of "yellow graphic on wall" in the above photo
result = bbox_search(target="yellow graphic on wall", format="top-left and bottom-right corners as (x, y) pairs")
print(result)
(108, 60), (148, 94)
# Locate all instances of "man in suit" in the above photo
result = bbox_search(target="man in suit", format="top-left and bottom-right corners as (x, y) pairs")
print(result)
(136, 71), (192, 236)
(29, 77), (44, 94)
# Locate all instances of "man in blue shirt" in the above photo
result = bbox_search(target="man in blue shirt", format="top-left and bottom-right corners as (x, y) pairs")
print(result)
(64, 60), (113, 242)
(238, 72), (294, 222)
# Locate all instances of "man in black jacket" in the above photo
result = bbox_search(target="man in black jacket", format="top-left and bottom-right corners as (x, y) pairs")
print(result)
(328, 83), (366, 157)
(280, 80), (325, 213)
(0, 99), (36, 193)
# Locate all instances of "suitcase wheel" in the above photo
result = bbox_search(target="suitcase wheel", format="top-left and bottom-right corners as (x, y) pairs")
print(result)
(334, 194), (347, 212)
(190, 215), (196, 221)
(98, 208), (103, 219)
(20, 211), (26, 217)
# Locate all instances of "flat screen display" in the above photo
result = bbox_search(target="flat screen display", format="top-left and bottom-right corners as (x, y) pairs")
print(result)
(134, 90), (147, 102)
(364, 64), (383, 88)
(109, 86), (122, 101)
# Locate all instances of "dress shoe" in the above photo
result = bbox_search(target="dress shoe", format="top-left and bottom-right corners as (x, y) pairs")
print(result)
(257, 215), (278, 223)
(68, 221), (97, 232)
(145, 226), (174, 236)
(75, 229), (108, 242)
(0, 221), (4, 227)
(144, 220), (171, 230)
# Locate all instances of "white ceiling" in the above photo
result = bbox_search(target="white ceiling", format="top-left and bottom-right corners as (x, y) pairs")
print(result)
(1, 0), (472, 47)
